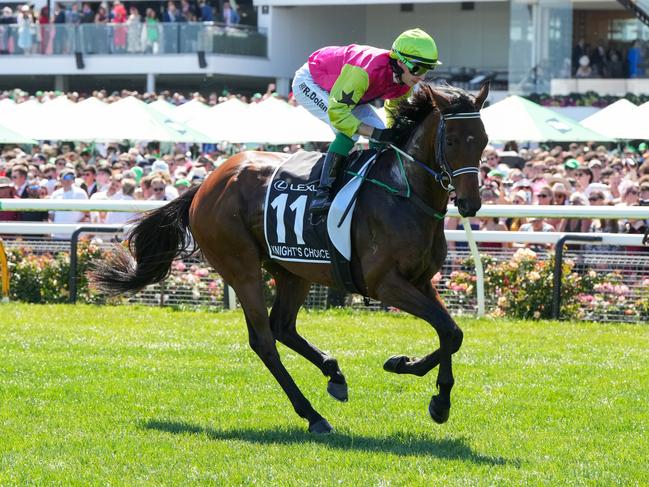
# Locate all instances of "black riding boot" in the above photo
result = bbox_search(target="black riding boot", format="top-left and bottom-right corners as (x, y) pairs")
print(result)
(310, 151), (346, 215)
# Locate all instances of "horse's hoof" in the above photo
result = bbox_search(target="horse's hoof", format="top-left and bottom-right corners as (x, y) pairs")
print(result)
(327, 380), (348, 402)
(429, 395), (450, 424)
(308, 418), (334, 435)
(383, 355), (408, 374)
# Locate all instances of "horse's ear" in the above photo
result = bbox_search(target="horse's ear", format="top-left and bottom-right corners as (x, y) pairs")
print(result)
(431, 88), (453, 111)
(474, 81), (490, 109)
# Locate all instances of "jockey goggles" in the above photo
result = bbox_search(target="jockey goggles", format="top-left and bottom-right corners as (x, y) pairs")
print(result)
(393, 49), (437, 76)
(405, 61), (430, 76)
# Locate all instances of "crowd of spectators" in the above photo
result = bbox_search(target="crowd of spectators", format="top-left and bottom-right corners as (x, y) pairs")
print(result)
(527, 91), (649, 108)
(447, 141), (649, 248)
(572, 38), (648, 80)
(0, 88), (648, 243)
(0, 86), (299, 232)
(0, 0), (241, 55)
(0, 84), (283, 107)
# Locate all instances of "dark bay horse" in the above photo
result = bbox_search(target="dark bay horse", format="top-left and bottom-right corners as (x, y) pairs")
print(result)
(91, 82), (490, 434)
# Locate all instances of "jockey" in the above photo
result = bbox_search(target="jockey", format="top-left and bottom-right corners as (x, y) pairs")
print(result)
(292, 28), (441, 215)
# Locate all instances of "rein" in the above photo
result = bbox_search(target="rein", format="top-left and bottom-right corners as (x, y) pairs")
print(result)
(350, 109), (482, 221)
(389, 110), (482, 192)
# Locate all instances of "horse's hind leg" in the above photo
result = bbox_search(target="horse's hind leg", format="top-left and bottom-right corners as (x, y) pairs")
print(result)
(376, 273), (463, 425)
(205, 242), (332, 433)
(269, 269), (348, 402)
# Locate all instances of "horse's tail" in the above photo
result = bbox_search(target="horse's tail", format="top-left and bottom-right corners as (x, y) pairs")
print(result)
(90, 185), (200, 296)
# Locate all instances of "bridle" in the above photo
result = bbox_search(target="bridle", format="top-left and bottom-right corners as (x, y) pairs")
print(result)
(389, 110), (482, 192)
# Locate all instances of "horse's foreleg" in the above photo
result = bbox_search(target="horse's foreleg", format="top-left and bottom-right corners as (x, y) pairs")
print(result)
(376, 273), (463, 424)
(269, 271), (348, 402)
(383, 349), (442, 377)
(383, 283), (446, 377)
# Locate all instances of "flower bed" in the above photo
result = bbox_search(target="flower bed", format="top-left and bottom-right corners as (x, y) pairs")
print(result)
(445, 248), (649, 321)
(4, 242), (648, 321)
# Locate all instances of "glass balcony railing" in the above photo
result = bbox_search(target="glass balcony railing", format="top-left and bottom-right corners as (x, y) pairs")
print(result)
(0, 22), (267, 57)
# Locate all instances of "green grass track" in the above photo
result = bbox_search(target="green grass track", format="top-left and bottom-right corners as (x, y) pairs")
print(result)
(1, 304), (648, 485)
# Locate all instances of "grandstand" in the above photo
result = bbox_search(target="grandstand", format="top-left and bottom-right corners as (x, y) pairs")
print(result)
(1, 0), (649, 97)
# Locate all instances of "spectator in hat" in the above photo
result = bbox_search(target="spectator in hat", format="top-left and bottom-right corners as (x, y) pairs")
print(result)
(149, 176), (169, 201)
(189, 166), (206, 185)
(174, 178), (190, 196)
(506, 190), (528, 231)
(588, 159), (602, 183)
(150, 160), (169, 176)
(512, 179), (533, 204)
(50, 169), (88, 238)
(0, 177), (19, 221)
(552, 182), (569, 206)
(196, 155), (215, 173)
(20, 181), (49, 222)
(563, 158), (580, 178)
(17, 5), (34, 54)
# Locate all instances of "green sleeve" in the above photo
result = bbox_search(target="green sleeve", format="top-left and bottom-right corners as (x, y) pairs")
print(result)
(328, 64), (369, 138)
(383, 88), (412, 128)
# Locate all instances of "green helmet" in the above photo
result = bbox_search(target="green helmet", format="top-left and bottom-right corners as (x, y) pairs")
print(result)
(391, 28), (441, 72)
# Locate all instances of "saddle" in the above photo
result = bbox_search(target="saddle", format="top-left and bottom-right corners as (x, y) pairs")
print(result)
(264, 149), (388, 294)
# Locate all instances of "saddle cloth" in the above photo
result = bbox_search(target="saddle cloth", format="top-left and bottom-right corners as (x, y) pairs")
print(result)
(263, 150), (377, 264)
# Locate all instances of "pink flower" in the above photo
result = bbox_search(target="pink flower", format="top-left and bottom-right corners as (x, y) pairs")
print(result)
(194, 268), (209, 277)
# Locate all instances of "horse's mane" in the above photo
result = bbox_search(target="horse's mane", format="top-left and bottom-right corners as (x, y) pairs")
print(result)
(389, 83), (476, 147)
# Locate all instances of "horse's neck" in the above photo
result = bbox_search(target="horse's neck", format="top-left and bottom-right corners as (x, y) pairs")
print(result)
(404, 111), (449, 212)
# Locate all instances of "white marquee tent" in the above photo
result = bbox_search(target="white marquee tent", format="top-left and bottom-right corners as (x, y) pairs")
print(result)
(187, 97), (334, 144)
(581, 99), (649, 140)
(174, 99), (210, 123)
(481, 95), (612, 142)
(148, 99), (178, 120)
(83, 96), (211, 142)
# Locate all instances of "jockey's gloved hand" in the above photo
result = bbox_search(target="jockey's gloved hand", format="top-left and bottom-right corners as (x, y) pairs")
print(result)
(371, 128), (397, 145)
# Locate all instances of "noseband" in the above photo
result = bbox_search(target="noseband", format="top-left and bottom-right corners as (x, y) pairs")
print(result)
(390, 110), (482, 192)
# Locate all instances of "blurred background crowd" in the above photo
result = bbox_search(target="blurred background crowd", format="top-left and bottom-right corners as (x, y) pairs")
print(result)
(0, 0), (243, 56)
(0, 87), (648, 240)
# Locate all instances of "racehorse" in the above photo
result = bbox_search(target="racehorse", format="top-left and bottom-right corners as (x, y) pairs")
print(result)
(91, 82), (490, 434)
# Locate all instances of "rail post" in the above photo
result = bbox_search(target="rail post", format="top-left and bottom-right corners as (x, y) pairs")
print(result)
(552, 234), (603, 320)
(462, 218), (485, 317)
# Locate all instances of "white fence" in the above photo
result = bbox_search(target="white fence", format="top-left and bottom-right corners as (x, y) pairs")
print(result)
(1, 199), (649, 219)
(1, 200), (647, 321)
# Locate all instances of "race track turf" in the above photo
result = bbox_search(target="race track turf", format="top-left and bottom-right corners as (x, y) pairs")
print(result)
(1, 304), (647, 485)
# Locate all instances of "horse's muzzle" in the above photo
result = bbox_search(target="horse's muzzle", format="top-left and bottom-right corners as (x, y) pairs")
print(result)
(456, 198), (481, 218)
